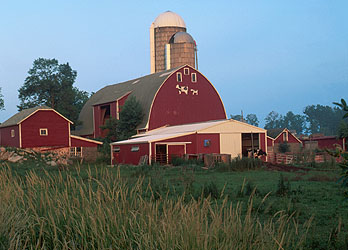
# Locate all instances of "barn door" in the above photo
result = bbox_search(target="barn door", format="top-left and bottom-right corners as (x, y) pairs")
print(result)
(155, 144), (167, 164)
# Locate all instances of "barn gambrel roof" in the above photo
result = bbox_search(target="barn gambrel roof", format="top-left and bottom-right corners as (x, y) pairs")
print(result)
(74, 66), (182, 136)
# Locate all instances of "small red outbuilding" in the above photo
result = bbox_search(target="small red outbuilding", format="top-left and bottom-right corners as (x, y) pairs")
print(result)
(0, 106), (102, 160)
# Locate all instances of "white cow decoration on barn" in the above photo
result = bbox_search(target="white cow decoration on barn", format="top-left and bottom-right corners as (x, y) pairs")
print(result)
(176, 85), (188, 95)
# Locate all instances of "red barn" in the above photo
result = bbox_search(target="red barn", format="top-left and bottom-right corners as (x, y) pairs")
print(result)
(110, 119), (267, 165)
(301, 135), (346, 151)
(267, 128), (302, 153)
(74, 65), (227, 138)
(0, 106), (102, 161)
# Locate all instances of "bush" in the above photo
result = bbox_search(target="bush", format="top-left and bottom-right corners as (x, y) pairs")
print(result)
(278, 142), (290, 153)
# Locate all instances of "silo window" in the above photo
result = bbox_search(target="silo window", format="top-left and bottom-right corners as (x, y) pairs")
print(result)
(191, 73), (197, 83)
(184, 68), (189, 75)
(176, 72), (182, 82)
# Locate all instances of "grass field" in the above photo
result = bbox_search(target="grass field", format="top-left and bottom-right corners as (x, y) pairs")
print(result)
(0, 159), (348, 249)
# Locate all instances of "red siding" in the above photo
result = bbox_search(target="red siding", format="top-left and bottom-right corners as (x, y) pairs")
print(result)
(267, 137), (274, 147)
(0, 125), (20, 147)
(112, 143), (149, 165)
(93, 101), (117, 138)
(118, 93), (130, 113)
(154, 133), (220, 155)
(196, 133), (220, 154)
(288, 133), (301, 143)
(260, 133), (266, 152)
(71, 137), (101, 147)
(148, 67), (226, 130)
(21, 110), (70, 148)
(168, 145), (185, 158)
(317, 138), (343, 149)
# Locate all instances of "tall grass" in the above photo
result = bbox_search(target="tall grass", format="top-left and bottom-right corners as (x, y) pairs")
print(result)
(0, 164), (311, 249)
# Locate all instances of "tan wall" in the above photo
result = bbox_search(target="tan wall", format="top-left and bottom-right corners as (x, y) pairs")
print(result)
(199, 120), (266, 134)
(220, 133), (242, 158)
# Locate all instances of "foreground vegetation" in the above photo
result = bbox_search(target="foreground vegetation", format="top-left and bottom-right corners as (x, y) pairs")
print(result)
(0, 159), (348, 249)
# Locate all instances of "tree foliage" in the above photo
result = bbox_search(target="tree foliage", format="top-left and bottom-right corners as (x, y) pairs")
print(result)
(246, 114), (259, 126)
(231, 113), (259, 126)
(303, 104), (345, 135)
(117, 96), (144, 141)
(0, 87), (4, 110)
(18, 58), (89, 127)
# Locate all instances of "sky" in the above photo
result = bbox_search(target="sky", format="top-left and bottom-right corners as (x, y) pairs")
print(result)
(1, 0), (347, 127)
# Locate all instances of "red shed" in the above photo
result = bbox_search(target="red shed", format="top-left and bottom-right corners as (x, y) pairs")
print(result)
(0, 106), (72, 148)
(267, 128), (302, 153)
(74, 65), (227, 138)
(301, 136), (346, 151)
(0, 106), (102, 161)
(110, 119), (267, 165)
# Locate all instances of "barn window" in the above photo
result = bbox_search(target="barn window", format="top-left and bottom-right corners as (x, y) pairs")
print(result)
(191, 73), (197, 83)
(204, 139), (211, 147)
(131, 146), (140, 152)
(113, 147), (120, 152)
(39, 128), (48, 136)
(283, 132), (288, 142)
(11, 129), (15, 138)
(70, 147), (82, 157)
(184, 68), (189, 75)
(176, 72), (182, 82)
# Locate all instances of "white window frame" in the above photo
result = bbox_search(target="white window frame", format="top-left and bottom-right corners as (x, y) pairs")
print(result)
(191, 73), (197, 83)
(184, 68), (189, 75)
(70, 147), (83, 157)
(283, 132), (288, 142)
(131, 146), (140, 152)
(113, 146), (120, 152)
(176, 72), (182, 82)
(39, 128), (48, 136)
(11, 129), (15, 138)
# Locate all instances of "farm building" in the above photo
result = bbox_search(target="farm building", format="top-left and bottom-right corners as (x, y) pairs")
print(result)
(267, 128), (302, 153)
(301, 135), (346, 151)
(110, 119), (267, 165)
(74, 64), (227, 138)
(0, 106), (102, 161)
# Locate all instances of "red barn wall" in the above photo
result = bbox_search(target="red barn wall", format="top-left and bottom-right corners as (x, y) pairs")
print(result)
(21, 110), (70, 148)
(288, 133), (300, 143)
(93, 101), (117, 138)
(0, 125), (20, 147)
(317, 137), (344, 150)
(112, 143), (149, 165)
(168, 145), (185, 157)
(148, 67), (226, 130)
(196, 133), (220, 154)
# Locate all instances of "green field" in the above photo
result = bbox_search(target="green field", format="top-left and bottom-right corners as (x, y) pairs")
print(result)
(1, 159), (348, 249)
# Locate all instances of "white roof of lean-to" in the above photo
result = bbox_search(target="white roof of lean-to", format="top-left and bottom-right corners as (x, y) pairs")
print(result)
(111, 119), (267, 146)
(111, 120), (227, 145)
(153, 11), (186, 28)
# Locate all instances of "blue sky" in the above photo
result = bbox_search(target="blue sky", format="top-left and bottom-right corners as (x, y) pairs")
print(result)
(1, 0), (347, 126)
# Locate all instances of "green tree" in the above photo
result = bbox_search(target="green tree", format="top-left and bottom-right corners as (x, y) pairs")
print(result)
(264, 111), (282, 129)
(331, 99), (348, 197)
(18, 58), (89, 127)
(282, 111), (306, 134)
(245, 114), (259, 126)
(117, 96), (144, 141)
(230, 114), (242, 121)
(0, 87), (4, 110)
(303, 104), (345, 135)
